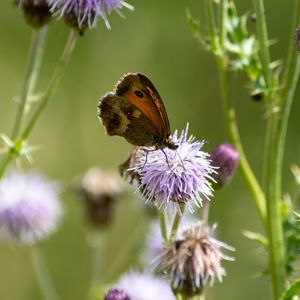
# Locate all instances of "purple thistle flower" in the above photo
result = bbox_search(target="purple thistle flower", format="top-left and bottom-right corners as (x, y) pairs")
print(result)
(210, 143), (239, 188)
(46, 0), (134, 32)
(116, 272), (175, 300)
(104, 289), (130, 300)
(0, 170), (62, 245)
(129, 125), (216, 212)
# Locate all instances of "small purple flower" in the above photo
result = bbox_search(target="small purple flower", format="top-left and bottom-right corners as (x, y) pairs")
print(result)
(46, 0), (134, 31)
(129, 125), (216, 212)
(104, 289), (130, 300)
(210, 143), (239, 188)
(0, 170), (62, 245)
(116, 272), (175, 300)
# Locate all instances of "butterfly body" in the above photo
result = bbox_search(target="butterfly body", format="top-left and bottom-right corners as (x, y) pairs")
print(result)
(98, 73), (177, 150)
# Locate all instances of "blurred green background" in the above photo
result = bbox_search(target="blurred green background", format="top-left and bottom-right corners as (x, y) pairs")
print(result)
(0, 0), (299, 299)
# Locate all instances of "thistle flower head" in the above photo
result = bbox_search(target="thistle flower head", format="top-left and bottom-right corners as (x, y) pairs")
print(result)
(79, 167), (124, 227)
(46, 0), (134, 32)
(15, 0), (52, 28)
(116, 272), (175, 300)
(0, 170), (62, 245)
(104, 289), (130, 300)
(157, 222), (234, 296)
(210, 143), (239, 188)
(125, 125), (216, 212)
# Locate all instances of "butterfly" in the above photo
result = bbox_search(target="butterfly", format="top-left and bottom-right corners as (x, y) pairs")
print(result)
(98, 73), (178, 150)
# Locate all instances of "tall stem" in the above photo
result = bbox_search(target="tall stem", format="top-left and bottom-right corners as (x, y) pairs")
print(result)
(253, 0), (272, 89)
(22, 29), (79, 140)
(216, 60), (266, 225)
(158, 211), (168, 244)
(204, 0), (267, 225)
(0, 27), (48, 178)
(31, 247), (60, 300)
(263, 1), (300, 298)
(170, 203), (185, 240)
(11, 27), (48, 140)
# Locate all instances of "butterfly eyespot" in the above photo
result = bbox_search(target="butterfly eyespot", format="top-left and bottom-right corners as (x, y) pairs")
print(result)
(135, 90), (144, 98)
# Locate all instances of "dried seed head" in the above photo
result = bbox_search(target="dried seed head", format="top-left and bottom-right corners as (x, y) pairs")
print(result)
(157, 222), (234, 296)
(79, 168), (124, 227)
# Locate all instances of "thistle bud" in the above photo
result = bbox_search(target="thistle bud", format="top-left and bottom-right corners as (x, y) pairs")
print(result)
(15, 0), (52, 28)
(210, 143), (239, 188)
(79, 168), (123, 228)
(104, 289), (130, 300)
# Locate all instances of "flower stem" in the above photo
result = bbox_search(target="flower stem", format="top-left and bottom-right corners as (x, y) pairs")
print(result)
(0, 27), (48, 179)
(11, 26), (48, 140)
(201, 200), (210, 224)
(31, 246), (60, 300)
(86, 231), (105, 299)
(263, 1), (300, 298)
(253, 0), (272, 89)
(170, 203), (185, 240)
(216, 60), (266, 225)
(204, 0), (267, 225)
(158, 210), (168, 244)
(21, 29), (79, 140)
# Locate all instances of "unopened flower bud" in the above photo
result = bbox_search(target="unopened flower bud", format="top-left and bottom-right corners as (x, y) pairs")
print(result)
(104, 289), (130, 300)
(79, 168), (123, 228)
(15, 0), (52, 28)
(210, 143), (239, 188)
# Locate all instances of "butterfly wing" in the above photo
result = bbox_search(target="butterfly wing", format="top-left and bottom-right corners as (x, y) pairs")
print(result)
(98, 93), (163, 147)
(115, 73), (171, 140)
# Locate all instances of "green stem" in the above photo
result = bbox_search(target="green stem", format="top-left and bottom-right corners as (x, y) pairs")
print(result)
(204, 0), (219, 52)
(170, 203), (185, 240)
(86, 231), (105, 300)
(263, 1), (300, 298)
(11, 27), (48, 140)
(253, 0), (272, 89)
(201, 200), (210, 224)
(204, 0), (267, 225)
(159, 210), (168, 244)
(31, 247), (60, 300)
(219, 0), (226, 51)
(0, 27), (48, 179)
(216, 60), (267, 225)
(21, 29), (79, 140)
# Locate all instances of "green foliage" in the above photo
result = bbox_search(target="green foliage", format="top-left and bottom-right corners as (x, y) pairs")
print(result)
(187, 0), (281, 100)
(281, 279), (300, 300)
(281, 197), (300, 276)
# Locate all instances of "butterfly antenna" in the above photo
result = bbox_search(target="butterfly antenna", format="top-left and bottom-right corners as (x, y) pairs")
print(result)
(160, 148), (174, 172)
(175, 148), (185, 170)
(141, 148), (149, 171)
